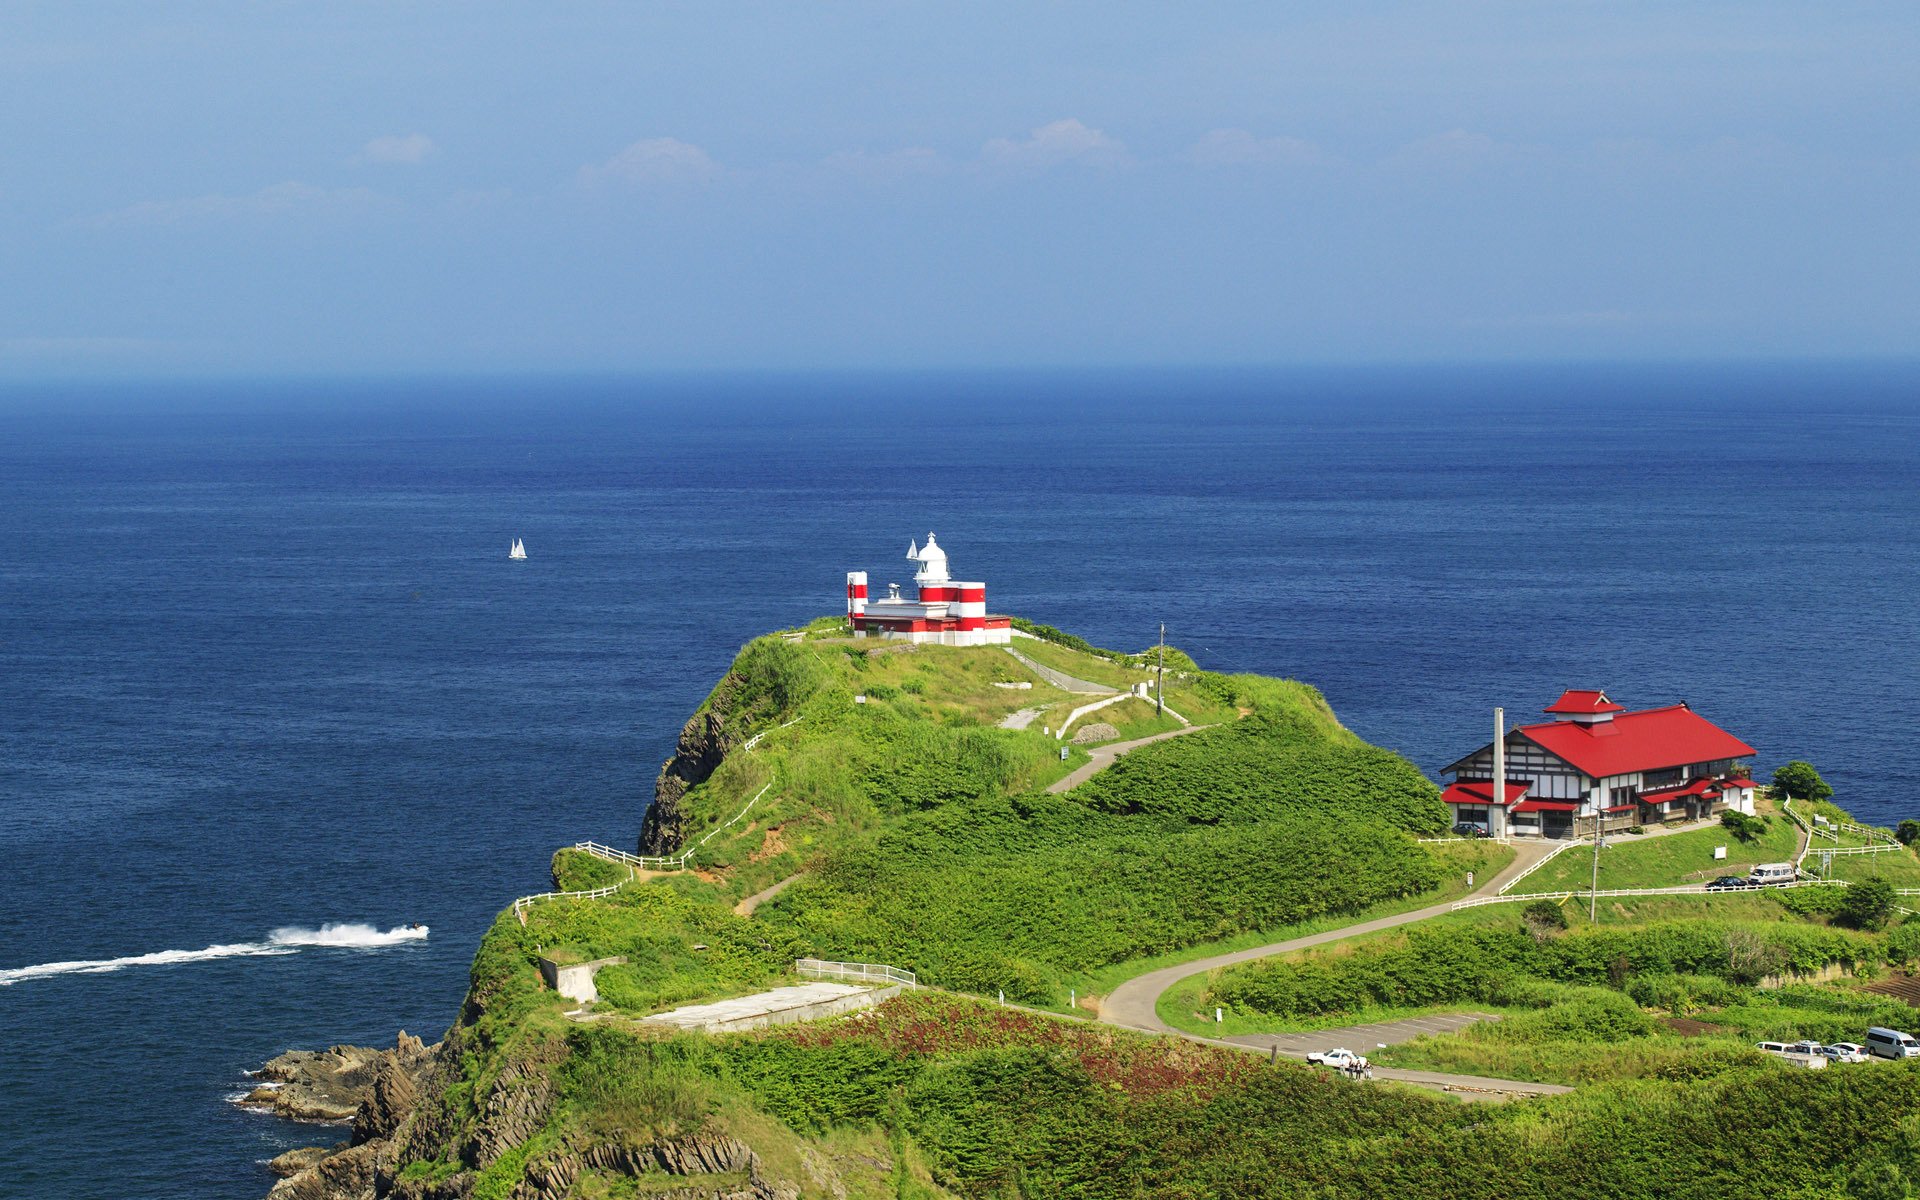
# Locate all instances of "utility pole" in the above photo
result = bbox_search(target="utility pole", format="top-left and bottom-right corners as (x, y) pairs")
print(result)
(1156, 623), (1165, 715)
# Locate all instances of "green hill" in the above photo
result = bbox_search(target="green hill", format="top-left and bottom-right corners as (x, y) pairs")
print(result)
(319, 622), (1920, 1200)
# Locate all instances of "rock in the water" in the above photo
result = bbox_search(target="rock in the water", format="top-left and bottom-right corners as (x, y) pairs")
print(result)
(245, 1032), (436, 1126)
(267, 1148), (334, 1178)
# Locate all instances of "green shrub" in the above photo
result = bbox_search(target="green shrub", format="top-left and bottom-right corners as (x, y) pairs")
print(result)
(1073, 718), (1447, 834)
(765, 813), (1437, 1002)
(1840, 877), (1897, 932)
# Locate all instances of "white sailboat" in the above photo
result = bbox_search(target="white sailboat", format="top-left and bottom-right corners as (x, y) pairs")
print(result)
(509, 538), (527, 560)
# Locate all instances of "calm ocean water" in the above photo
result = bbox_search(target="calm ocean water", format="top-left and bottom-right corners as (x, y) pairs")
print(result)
(2, 365), (1917, 1198)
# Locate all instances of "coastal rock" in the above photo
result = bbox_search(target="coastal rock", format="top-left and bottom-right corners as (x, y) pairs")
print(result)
(518, 1134), (798, 1200)
(642, 706), (735, 854)
(266, 1139), (381, 1200)
(249, 1045), (386, 1122)
(268, 1148), (334, 1178)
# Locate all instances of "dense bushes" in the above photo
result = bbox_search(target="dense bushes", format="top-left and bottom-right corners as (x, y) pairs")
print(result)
(1073, 717), (1448, 833)
(1208, 918), (1882, 1019)
(761, 813), (1439, 1001)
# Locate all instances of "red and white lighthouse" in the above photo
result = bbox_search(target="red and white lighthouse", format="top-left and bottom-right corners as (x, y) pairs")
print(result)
(844, 533), (1012, 646)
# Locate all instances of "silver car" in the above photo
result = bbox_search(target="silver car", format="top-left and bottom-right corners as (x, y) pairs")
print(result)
(1823, 1043), (1869, 1064)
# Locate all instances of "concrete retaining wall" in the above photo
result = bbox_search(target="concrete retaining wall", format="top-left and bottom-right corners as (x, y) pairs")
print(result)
(538, 955), (626, 1004)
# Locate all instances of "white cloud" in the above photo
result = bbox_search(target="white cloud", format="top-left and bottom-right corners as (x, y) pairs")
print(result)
(77, 181), (392, 227)
(981, 119), (1128, 169)
(1189, 129), (1326, 168)
(360, 133), (435, 165)
(579, 137), (719, 188)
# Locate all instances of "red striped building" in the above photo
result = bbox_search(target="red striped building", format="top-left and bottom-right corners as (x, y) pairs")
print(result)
(845, 533), (1012, 647)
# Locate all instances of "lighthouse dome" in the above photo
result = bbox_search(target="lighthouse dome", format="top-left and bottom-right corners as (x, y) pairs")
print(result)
(913, 532), (950, 583)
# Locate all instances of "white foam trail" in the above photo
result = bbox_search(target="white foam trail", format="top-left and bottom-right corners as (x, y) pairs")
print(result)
(0, 923), (427, 987)
(268, 922), (429, 948)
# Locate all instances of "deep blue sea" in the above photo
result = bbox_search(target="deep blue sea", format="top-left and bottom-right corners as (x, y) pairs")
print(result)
(2, 364), (1917, 1198)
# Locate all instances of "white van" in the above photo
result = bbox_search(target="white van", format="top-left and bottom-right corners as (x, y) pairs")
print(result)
(1748, 863), (1798, 887)
(1866, 1027), (1920, 1059)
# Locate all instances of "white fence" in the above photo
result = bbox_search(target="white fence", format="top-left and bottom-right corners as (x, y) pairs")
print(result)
(796, 958), (918, 987)
(574, 841), (693, 871)
(512, 870), (634, 923)
(1498, 838), (1583, 895)
(1452, 879), (1839, 911)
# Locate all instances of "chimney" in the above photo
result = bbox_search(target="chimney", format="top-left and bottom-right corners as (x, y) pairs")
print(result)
(1494, 707), (1506, 821)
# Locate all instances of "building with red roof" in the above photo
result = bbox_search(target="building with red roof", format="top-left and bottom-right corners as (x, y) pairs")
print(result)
(1442, 689), (1758, 839)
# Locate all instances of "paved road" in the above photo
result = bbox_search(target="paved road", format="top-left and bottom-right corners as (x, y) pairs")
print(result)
(1003, 647), (1119, 695)
(1045, 724), (1212, 794)
(1096, 839), (1571, 1099)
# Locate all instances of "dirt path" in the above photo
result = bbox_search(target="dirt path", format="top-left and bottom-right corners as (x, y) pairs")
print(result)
(734, 873), (805, 916)
(1044, 724), (1212, 794)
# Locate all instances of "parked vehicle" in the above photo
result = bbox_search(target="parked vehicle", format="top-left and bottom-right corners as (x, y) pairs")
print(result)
(1452, 821), (1492, 838)
(1705, 876), (1752, 891)
(1786, 1040), (1826, 1056)
(1823, 1043), (1869, 1064)
(1747, 862), (1799, 886)
(1755, 1041), (1828, 1067)
(1866, 1027), (1920, 1059)
(1307, 1048), (1360, 1068)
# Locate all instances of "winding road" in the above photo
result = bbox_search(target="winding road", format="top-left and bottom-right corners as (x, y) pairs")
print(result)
(1097, 838), (1573, 1099)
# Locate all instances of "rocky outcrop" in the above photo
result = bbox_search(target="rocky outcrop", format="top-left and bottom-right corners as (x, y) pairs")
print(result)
(641, 704), (736, 854)
(246, 1043), (393, 1122)
(516, 1133), (798, 1200)
(248, 1032), (442, 1200)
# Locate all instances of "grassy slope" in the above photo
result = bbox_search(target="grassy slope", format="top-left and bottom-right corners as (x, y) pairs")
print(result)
(1525, 813), (1804, 892)
(397, 627), (1920, 1199)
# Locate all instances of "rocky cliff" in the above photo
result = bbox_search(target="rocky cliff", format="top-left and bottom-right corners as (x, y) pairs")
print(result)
(256, 1026), (800, 1200)
(638, 671), (752, 855)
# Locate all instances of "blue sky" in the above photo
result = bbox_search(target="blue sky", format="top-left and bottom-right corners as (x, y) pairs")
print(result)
(1, 2), (1915, 375)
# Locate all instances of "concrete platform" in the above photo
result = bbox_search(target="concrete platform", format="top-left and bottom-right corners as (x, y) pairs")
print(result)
(645, 982), (894, 1033)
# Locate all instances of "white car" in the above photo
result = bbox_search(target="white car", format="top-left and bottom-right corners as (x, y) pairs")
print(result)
(1824, 1043), (1869, 1064)
(1307, 1048), (1360, 1068)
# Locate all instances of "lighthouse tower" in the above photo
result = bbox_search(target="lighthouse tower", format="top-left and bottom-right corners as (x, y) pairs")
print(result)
(843, 533), (1011, 646)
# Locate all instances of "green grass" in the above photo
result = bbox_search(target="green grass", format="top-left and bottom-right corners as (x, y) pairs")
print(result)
(1524, 814), (1802, 893)
(1070, 841), (1517, 1011)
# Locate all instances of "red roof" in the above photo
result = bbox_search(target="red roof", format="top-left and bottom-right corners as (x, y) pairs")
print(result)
(1721, 778), (1757, 790)
(1442, 780), (1530, 807)
(1544, 689), (1626, 715)
(1516, 704), (1756, 780)
(1638, 777), (1722, 802)
(1604, 803), (1638, 813)
(1512, 800), (1580, 813)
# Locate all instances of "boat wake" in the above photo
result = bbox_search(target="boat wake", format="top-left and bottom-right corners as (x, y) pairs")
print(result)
(0, 923), (428, 987)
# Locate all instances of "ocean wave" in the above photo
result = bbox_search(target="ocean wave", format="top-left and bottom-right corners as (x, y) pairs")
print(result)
(0, 924), (427, 987)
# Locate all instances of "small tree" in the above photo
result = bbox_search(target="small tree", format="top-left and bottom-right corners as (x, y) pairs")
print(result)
(1522, 899), (1568, 941)
(1898, 820), (1920, 847)
(1721, 810), (1767, 842)
(1771, 760), (1833, 803)
(1841, 877), (1897, 932)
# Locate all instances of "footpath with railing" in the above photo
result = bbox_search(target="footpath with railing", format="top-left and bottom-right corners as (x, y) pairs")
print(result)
(510, 718), (799, 923)
(796, 958), (918, 987)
